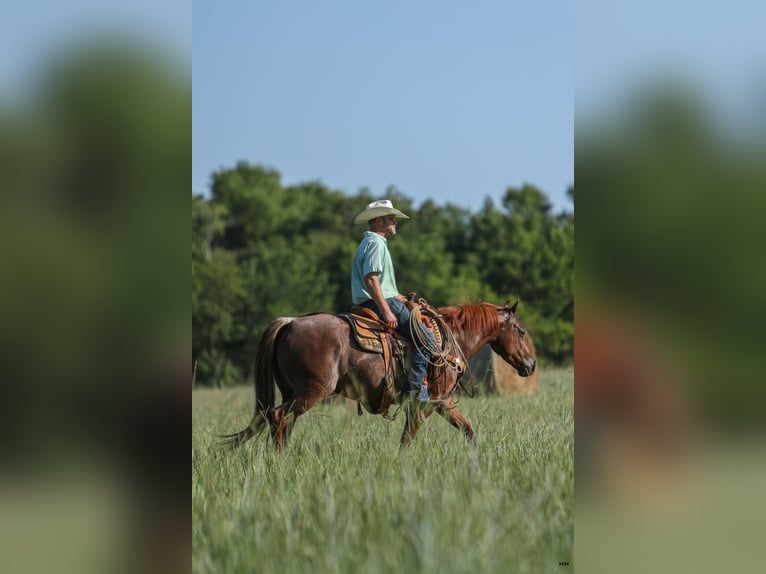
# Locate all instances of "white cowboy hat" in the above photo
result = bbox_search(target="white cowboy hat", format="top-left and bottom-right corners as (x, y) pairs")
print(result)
(353, 199), (410, 225)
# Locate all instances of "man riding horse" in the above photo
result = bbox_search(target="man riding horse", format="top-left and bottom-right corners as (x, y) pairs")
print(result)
(351, 199), (437, 402)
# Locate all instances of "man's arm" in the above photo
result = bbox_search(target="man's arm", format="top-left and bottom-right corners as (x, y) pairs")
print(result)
(364, 273), (398, 330)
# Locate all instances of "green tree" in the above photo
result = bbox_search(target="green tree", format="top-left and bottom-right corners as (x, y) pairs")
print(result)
(210, 161), (283, 248)
(192, 249), (248, 386)
(192, 194), (228, 260)
(469, 185), (574, 363)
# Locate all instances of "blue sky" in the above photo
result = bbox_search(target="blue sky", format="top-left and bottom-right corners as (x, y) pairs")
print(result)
(193, 1), (574, 213)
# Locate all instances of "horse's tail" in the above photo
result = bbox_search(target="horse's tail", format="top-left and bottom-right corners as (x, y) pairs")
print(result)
(220, 317), (294, 448)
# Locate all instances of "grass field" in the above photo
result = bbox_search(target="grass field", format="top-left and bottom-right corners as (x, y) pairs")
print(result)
(192, 367), (573, 574)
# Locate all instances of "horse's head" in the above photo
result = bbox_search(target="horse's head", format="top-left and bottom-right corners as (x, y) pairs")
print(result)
(489, 300), (537, 377)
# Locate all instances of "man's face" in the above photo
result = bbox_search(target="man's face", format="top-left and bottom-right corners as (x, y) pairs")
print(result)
(380, 215), (398, 236)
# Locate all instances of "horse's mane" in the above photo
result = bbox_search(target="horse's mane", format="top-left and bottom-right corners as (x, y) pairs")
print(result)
(439, 302), (500, 335)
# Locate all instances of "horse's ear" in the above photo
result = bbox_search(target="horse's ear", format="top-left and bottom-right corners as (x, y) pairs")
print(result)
(510, 299), (519, 314)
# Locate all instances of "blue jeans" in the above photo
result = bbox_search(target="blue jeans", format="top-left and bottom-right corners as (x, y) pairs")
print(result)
(362, 297), (435, 394)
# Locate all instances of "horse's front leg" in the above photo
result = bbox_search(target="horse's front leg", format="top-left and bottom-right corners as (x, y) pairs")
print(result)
(399, 400), (433, 448)
(435, 396), (476, 445)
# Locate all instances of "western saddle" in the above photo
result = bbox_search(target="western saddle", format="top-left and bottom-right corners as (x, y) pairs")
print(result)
(340, 300), (442, 417)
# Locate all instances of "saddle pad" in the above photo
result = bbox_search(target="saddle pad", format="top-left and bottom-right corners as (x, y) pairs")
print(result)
(342, 312), (386, 353)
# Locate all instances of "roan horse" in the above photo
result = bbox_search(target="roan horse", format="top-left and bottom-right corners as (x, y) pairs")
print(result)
(222, 300), (536, 450)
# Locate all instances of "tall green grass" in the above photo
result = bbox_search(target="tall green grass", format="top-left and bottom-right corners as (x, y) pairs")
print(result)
(193, 368), (573, 574)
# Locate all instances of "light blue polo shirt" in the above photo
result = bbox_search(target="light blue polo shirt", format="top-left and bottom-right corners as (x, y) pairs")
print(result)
(351, 231), (399, 304)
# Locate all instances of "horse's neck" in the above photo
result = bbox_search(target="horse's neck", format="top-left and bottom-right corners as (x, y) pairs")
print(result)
(440, 305), (499, 359)
(455, 330), (496, 359)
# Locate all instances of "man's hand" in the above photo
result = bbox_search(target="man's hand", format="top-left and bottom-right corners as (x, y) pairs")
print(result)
(383, 308), (398, 330)
(364, 272), (398, 330)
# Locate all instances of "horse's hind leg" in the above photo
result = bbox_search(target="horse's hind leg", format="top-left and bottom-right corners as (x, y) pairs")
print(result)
(268, 404), (292, 452)
(270, 391), (326, 451)
(435, 397), (476, 445)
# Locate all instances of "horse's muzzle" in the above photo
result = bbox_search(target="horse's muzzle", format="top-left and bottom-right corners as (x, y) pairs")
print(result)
(517, 358), (537, 377)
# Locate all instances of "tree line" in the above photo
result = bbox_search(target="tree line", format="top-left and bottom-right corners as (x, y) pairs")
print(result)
(192, 161), (574, 386)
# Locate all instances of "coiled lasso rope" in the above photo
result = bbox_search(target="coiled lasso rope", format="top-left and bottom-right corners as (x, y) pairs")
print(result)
(408, 298), (467, 373)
